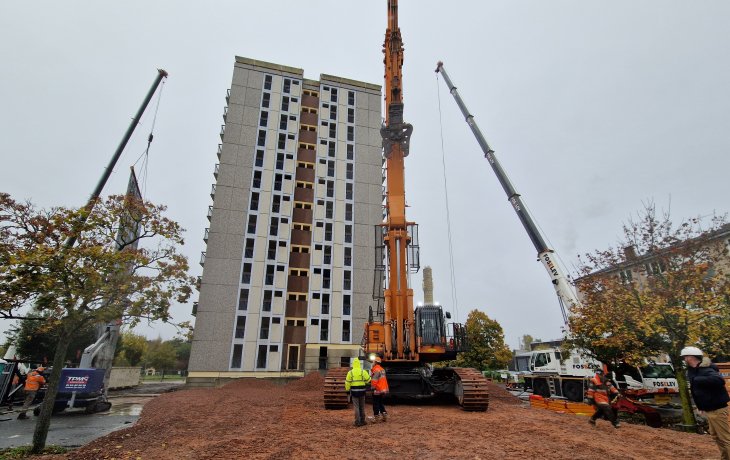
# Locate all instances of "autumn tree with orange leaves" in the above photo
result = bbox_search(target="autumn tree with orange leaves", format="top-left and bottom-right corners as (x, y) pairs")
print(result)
(0, 193), (194, 452)
(567, 203), (730, 427)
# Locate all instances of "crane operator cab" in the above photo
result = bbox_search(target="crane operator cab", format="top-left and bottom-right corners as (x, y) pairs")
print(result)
(415, 305), (464, 360)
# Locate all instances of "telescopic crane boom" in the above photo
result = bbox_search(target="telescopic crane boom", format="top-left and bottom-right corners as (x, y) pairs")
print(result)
(435, 62), (579, 324)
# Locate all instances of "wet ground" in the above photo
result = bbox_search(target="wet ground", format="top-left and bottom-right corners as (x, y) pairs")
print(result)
(0, 382), (182, 449)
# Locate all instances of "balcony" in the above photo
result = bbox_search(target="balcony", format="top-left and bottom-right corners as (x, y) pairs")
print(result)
(213, 163), (220, 179)
(192, 301), (198, 317)
(226, 88), (230, 104)
(287, 275), (309, 293)
(219, 124), (225, 141)
(295, 166), (315, 184)
(300, 111), (318, 127)
(196, 275), (202, 291)
(203, 228), (209, 242)
(301, 94), (319, 109)
(292, 207), (313, 224)
(297, 148), (316, 164)
(222, 105), (228, 122)
(285, 300), (308, 317)
(293, 186), (313, 203)
(217, 143), (222, 160)
(288, 251), (310, 269)
(200, 251), (206, 267)
(210, 184), (216, 200)
(298, 129), (316, 145)
(290, 228), (312, 246)
(207, 205), (213, 221)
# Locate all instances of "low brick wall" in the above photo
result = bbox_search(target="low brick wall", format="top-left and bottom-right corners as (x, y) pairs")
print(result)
(109, 367), (142, 389)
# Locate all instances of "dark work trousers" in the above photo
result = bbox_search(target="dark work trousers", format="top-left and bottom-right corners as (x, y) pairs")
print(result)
(351, 391), (367, 426)
(372, 394), (386, 416)
(591, 403), (618, 425)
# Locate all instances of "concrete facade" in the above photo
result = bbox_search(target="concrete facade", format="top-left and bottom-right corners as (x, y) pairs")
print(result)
(188, 57), (383, 385)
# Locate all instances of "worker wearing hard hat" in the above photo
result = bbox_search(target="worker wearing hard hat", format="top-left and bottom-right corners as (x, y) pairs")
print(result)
(345, 358), (371, 427)
(18, 367), (46, 420)
(681, 346), (730, 460)
(586, 369), (620, 428)
(369, 355), (389, 422)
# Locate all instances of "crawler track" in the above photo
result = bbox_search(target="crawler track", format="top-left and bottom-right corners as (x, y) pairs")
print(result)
(453, 368), (489, 411)
(323, 367), (349, 409)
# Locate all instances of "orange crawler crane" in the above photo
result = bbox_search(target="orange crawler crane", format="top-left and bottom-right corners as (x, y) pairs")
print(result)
(323, 0), (489, 411)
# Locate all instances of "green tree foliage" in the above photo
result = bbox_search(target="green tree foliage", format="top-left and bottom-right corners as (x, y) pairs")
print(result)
(0, 193), (194, 452)
(113, 330), (148, 367)
(4, 317), (97, 365)
(520, 334), (535, 351)
(456, 309), (512, 370)
(143, 338), (178, 371)
(567, 203), (730, 427)
(167, 337), (192, 370)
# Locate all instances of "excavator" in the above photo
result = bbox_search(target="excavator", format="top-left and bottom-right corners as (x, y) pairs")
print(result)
(323, 0), (489, 411)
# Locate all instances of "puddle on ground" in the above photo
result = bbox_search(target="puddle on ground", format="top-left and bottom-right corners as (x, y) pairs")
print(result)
(106, 402), (143, 417)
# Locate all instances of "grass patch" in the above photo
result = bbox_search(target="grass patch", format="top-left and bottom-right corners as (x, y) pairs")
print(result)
(140, 374), (185, 381)
(0, 445), (68, 459)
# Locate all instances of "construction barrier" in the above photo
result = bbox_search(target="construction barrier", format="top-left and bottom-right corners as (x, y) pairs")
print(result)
(109, 367), (142, 389)
(529, 394), (594, 416)
(717, 363), (730, 397)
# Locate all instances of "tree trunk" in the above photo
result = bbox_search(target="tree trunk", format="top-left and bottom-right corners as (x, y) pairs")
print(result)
(673, 356), (698, 429)
(31, 329), (73, 453)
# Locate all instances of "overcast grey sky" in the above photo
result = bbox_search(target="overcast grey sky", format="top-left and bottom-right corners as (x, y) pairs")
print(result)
(2, 1), (729, 347)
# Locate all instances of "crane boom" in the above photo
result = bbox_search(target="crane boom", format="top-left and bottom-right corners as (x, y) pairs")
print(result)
(435, 61), (579, 324)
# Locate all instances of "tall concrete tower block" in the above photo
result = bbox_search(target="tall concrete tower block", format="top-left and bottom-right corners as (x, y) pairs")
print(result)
(423, 266), (433, 305)
(187, 57), (383, 387)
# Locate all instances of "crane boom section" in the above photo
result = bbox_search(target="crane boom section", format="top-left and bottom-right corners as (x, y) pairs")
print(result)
(380, 0), (416, 360)
(435, 62), (580, 324)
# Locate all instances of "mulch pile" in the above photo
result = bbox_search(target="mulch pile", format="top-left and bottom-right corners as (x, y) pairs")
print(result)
(40, 373), (719, 459)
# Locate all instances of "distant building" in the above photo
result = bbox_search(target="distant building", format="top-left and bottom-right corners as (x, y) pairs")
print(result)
(188, 57), (384, 386)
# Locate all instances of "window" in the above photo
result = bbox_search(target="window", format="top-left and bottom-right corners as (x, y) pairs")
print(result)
(344, 247), (352, 266)
(330, 88), (337, 103)
(312, 292), (321, 299)
(278, 133), (286, 150)
(265, 265), (275, 285)
(244, 238), (255, 258)
(281, 96), (289, 112)
(342, 320), (351, 342)
(323, 269), (331, 289)
(272, 195), (281, 213)
(346, 163), (353, 180)
(329, 105), (337, 121)
(311, 318), (319, 325)
(327, 161), (335, 177)
(343, 294), (351, 315)
(348, 108), (354, 123)
(231, 344), (243, 368)
(276, 153), (284, 170)
(262, 92), (270, 108)
(618, 269), (633, 284)
(257, 129), (266, 147)
(238, 288), (249, 310)
(328, 141), (336, 157)
(260, 317), (270, 340)
(325, 223), (333, 241)
(241, 263), (252, 284)
(252, 170), (262, 189)
(280, 114), (288, 130)
(344, 225), (352, 243)
(269, 217), (279, 236)
(235, 316), (246, 338)
(274, 173), (283, 191)
(347, 126), (354, 142)
(259, 111), (268, 127)
(329, 123), (336, 139)
(264, 75), (272, 90)
(283, 78), (291, 94)
(320, 319), (329, 341)
(645, 261), (667, 275)
(247, 215), (257, 234)
(324, 245), (332, 265)
(348, 90), (355, 105)
(327, 181), (334, 198)
(343, 271), (351, 290)
(346, 183), (353, 200)
(345, 203), (353, 221)
(346, 144), (354, 160)
(268, 240), (277, 260)
(255, 150), (264, 167)
(263, 290), (272, 312)
(270, 344), (279, 351)
(256, 344), (267, 368)
(250, 192), (259, 211)
(325, 201), (333, 219)
(321, 293), (330, 314)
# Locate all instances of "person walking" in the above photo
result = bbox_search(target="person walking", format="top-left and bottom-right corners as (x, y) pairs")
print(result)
(681, 346), (730, 460)
(17, 367), (46, 419)
(370, 355), (389, 422)
(345, 357), (371, 427)
(586, 369), (620, 428)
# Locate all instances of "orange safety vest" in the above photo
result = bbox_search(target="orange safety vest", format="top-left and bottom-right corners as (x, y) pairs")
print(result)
(24, 371), (46, 391)
(370, 364), (389, 395)
(586, 374), (617, 405)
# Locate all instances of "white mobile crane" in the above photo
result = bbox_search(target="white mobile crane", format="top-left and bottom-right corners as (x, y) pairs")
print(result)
(434, 62), (678, 406)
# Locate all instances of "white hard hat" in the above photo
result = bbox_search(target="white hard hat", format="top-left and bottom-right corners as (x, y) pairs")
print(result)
(680, 346), (703, 357)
